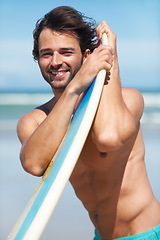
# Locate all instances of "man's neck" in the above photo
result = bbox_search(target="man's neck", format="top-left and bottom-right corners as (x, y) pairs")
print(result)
(52, 88), (65, 101)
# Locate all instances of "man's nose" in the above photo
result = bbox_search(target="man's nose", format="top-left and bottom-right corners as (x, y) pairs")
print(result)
(50, 52), (63, 67)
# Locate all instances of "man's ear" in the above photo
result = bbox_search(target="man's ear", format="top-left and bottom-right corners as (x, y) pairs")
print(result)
(83, 49), (90, 63)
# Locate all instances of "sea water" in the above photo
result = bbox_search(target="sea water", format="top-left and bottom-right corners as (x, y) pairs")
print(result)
(0, 91), (160, 240)
(0, 91), (160, 128)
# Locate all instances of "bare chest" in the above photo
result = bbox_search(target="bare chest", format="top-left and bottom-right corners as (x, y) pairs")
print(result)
(69, 132), (133, 211)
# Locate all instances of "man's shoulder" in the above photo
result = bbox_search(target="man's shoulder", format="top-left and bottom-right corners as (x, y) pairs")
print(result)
(17, 102), (51, 145)
(18, 108), (46, 126)
(35, 97), (56, 116)
(17, 96), (56, 140)
(122, 87), (144, 103)
(122, 87), (144, 120)
(20, 96), (55, 123)
(122, 86), (142, 95)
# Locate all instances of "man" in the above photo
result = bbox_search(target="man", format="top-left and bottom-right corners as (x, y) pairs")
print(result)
(17, 6), (160, 240)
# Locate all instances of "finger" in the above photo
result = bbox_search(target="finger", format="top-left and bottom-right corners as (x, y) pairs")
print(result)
(94, 47), (113, 69)
(96, 21), (111, 40)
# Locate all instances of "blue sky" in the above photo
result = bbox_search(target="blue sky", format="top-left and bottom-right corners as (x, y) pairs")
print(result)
(0, 0), (160, 92)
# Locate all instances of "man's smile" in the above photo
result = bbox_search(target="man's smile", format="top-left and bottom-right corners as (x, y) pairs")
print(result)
(38, 29), (83, 89)
(50, 70), (69, 79)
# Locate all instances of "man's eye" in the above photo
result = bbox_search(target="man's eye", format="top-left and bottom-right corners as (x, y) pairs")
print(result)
(41, 53), (52, 57)
(62, 51), (73, 56)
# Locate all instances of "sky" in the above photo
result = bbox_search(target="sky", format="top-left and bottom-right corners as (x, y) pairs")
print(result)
(0, 0), (160, 92)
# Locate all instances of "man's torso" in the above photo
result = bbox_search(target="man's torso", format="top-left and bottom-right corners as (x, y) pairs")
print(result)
(70, 124), (160, 238)
(34, 89), (160, 239)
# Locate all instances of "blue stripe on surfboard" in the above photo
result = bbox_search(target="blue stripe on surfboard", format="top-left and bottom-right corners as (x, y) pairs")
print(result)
(15, 78), (96, 239)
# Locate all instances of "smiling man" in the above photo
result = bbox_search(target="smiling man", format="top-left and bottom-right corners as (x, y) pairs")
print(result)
(38, 29), (85, 91)
(17, 6), (160, 240)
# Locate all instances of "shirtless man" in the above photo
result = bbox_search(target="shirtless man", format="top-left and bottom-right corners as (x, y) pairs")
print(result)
(17, 6), (160, 240)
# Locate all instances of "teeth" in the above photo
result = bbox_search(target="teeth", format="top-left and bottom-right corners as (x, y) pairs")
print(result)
(52, 71), (65, 75)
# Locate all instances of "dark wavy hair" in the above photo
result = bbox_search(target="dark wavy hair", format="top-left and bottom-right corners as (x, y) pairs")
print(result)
(32, 6), (97, 61)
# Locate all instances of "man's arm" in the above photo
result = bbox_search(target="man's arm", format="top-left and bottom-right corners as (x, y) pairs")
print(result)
(91, 21), (144, 152)
(17, 89), (80, 176)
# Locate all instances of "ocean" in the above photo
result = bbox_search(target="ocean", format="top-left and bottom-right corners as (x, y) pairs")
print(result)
(0, 91), (160, 240)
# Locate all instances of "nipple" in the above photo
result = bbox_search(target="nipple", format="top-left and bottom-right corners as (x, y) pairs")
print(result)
(99, 152), (107, 158)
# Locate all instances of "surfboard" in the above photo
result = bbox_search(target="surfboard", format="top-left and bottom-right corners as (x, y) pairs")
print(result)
(7, 33), (108, 240)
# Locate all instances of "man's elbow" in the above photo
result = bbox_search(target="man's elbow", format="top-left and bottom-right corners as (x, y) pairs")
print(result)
(93, 121), (137, 152)
(20, 153), (44, 177)
(94, 131), (122, 152)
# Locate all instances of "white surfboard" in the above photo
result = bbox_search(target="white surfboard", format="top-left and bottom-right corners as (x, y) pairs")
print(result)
(7, 33), (108, 240)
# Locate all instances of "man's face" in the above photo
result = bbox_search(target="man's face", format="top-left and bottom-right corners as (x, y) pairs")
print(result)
(38, 29), (83, 90)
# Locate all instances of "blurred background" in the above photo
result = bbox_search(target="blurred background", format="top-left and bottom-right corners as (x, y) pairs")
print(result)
(0, 0), (160, 239)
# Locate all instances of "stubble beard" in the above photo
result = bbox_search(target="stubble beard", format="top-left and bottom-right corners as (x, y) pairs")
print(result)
(49, 65), (81, 90)
(42, 57), (83, 90)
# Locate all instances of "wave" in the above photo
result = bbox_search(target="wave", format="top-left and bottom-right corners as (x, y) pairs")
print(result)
(143, 92), (160, 107)
(0, 93), (53, 105)
(142, 93), (160, 127)
(1, 92), (160, 105)
(0, 92), (160, 129)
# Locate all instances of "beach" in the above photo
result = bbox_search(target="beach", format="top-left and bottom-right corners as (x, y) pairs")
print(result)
(0, 92), (160, 240)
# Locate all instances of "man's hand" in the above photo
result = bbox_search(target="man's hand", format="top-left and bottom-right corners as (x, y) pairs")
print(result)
(95, 20), (117, 54)
(69, 36), (113, 95)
